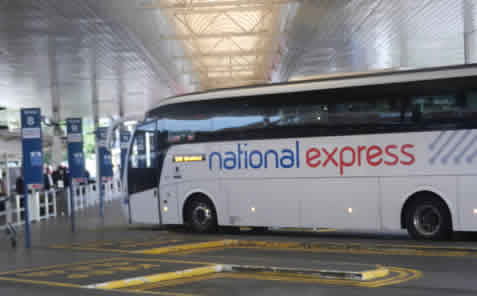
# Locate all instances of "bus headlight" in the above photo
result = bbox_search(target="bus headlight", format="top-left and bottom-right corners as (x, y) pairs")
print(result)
(163, 206), (168, 212)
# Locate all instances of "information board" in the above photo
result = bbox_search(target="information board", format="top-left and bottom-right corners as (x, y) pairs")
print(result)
(66, 118), (85, 185)
(21, 108), (43, 190)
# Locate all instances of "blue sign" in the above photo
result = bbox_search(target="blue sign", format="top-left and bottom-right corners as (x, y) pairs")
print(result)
(136, 132), (146, 168)
(21, 108), (43, 189)
(120, 130), (131, 178)
(97, 127), (113, 182)
(66, 118), (85, 184)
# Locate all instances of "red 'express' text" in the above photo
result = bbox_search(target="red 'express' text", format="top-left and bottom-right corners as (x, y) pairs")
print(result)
(305, 144), (415, 175)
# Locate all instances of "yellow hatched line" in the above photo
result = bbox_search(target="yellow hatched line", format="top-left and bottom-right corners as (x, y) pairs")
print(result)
(0, 276), (199, 296)
(0, 257), (124, 276)
(0, 276), (83, 289)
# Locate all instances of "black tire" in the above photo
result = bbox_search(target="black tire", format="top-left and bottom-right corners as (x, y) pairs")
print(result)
(186, 198), (217, 233)
(405, 197), (452, 240)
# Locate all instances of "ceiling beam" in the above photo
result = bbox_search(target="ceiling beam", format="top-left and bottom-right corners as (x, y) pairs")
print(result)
(163, 30), (273, 40)
(199, 65), (259, 72)
(138, 0), (298, 10)
(173, 50), (278, 59)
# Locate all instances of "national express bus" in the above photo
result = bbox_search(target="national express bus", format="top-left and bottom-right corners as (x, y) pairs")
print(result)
(123, 64), (477, 240)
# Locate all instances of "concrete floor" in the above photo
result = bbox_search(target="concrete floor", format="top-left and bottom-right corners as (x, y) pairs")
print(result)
(1, 200), (477, 296)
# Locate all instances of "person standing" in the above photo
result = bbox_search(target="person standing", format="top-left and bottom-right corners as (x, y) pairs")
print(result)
(0, 172), (6, 197)
(43, 167), (53, 191)
(15, 175), (24, 195)
(52, 166), (61, 188)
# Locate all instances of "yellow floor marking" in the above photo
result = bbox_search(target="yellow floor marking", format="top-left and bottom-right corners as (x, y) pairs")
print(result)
(133, 240), (237, 255)
(218, 267), (418, 288)
(0, 276), (83, 289)
(172, 247), (227, 256)
(50, 246), (134, 253)
(120, 288), (201, 296)
(0, 257), (216, 284)
(50, 238), (477, 258)
(232, 244), (477, 257)
(123, 257), (217, 266)
(87, 265), (218, 290)
(121, 240), (184, 248)
(0, 257), (123, 276)
(131, 266), (420, 291)
(365, 267), (422, 288)
(50, 239), (185, 249)
(133, 273), (226, 290)
(0, 276), (199, 296)
(360, 267), (390, 280)
(71, 266), (93, 272)
(67, 274), (91, 279)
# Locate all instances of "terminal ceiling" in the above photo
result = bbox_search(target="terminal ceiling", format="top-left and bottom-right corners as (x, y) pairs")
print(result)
(0, 0), (476, 125)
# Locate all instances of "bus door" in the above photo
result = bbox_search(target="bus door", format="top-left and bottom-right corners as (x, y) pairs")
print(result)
(128, 121), (160, 224)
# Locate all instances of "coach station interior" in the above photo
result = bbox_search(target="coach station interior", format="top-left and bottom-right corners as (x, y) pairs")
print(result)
(1, 1), (477, 296)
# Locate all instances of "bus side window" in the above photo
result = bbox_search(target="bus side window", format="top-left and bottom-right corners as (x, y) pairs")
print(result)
(464, 92), (477, 127)
(410, 95), (460, 129)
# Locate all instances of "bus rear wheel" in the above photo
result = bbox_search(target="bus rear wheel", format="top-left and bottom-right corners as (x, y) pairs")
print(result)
(405, 197), (452, 240)
(186, 198), (217, 233)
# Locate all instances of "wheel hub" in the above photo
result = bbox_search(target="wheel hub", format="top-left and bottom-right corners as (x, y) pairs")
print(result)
(413, 205), (441, 236)
(192, 204), (212, 226)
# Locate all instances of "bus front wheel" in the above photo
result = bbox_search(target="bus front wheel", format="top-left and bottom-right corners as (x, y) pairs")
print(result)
(185, 198), (217, 233)
(405, 197), (452, 240)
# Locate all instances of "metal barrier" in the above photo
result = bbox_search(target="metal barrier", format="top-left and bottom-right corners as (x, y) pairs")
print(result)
(32, 191), (57, 221)
(0, 190), (59, 231)
(66, 181), (122, 215)
(0, 180), (124, 228)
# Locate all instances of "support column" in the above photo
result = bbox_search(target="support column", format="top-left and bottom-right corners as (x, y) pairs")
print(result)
(48, 33), (63, 168)
(3, 153), (10, 197)
(463, 0), (475, 64)
(398, 2), (409, 69)
(117, 56), (125, 119)
(90, 36), (103, 218)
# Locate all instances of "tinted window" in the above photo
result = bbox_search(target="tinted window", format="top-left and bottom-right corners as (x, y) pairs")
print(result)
(166, 118), (212, 144)
(463, 92), (477, 121)
(153, 77), (477, 144)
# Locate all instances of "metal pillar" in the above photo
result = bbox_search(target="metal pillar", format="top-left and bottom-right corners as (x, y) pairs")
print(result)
(23, 183), (30, 248)
(48, 33), (63, 168)
(90, 37), (103, 218)
(117, 56), (125, 119)
(3, 153), (9, 197)
(463, 0), (475, 64)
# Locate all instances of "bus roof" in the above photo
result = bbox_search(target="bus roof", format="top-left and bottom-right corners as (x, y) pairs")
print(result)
(151, 63), (477, 111)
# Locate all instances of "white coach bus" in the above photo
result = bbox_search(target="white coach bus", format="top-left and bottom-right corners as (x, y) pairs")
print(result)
(123, 64), (477, 240)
